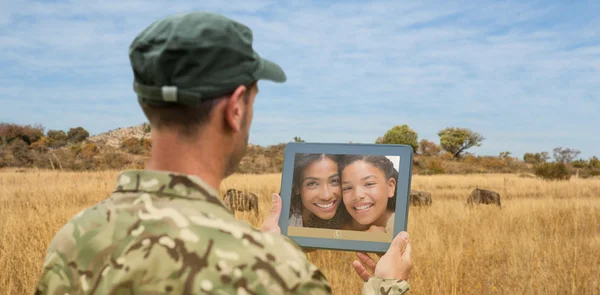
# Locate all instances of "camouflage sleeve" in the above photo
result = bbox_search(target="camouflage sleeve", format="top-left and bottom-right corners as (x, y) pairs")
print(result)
(362, 277), (411, 294)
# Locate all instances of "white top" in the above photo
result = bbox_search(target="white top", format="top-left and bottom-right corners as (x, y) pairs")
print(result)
(386, 212), (395, 233)
(289, 213), (303, 227)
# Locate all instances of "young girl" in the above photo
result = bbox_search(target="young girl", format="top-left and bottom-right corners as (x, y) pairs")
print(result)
(338, 155), (398, 233)
(288, 153), (346, 228)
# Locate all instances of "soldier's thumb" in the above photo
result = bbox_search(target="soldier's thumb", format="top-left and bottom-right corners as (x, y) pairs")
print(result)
(268, 193), (282, 221)
(388, 231), (409, 255)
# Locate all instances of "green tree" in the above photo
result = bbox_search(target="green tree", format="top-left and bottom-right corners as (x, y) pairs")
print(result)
(47, 129), (68, 148)
(523, 152), (549, 164)
(293, 136), (305, 142)
(67, 127), (89, 143)
(437, 127), (484, 158)
(379, 124), (418, 152)
(589, 156), (600, 169)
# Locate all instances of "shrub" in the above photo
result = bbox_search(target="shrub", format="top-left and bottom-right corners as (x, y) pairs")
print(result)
(418, 139), (441, 156)
(9, 139), (35, 167)
(79, 143), (99, 159)
(480, 156), (506, 170)
(0, 123), (44, 145)
(572, 159), (587, 169)
(30, 136), (49, 152)
(96, 152), (131, 170)
(418, 158), (445, 175)
(588, 156), (600, 169)
(121, 137), (144, 154)
(533, 162), (571, 181)
(46, 130), (68, 148)
(67, 127), (90, 143)
(578, 168), (600, 179)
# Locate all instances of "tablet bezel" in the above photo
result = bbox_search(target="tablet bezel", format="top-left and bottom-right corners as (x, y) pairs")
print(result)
(278, 142), (413, 253)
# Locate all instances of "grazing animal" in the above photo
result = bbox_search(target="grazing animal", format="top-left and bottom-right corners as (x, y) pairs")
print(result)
(222, 189), (259, 216)
(466, 188), (501, 208)
(409, 190), (432, 206)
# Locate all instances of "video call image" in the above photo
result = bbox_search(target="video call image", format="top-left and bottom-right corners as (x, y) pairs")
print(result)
(287, 153), (400, 242)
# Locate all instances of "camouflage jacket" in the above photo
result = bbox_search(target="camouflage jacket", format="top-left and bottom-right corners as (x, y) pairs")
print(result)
(34, 170), (410, 294)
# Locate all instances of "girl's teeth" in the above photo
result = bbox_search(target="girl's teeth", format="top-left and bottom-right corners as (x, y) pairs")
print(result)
(355, 204), (373, 210)
(315, 202), (334, 208)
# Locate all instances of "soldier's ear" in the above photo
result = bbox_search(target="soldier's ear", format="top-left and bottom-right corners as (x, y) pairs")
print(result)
(224, 84), (254, 133)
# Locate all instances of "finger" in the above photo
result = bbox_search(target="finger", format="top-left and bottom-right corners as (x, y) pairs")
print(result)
(388, 231), (409, 254)
(401, 241), (412, 259)
(356, 252), (377, 272)
(259, 194), (283, 232)
(352, 260), (372, 282)
(265, 193), (282, 224)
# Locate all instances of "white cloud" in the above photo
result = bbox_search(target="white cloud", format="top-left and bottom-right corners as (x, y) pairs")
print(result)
(0, 0), (599, 159)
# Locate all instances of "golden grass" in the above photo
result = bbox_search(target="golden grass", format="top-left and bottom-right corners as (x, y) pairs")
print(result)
(1, 170), (599, 294)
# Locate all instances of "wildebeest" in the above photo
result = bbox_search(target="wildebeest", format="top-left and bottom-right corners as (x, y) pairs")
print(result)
(466, 188), (501, 208)
(409, 190), (432, 206)
(222, 189), (259, 216)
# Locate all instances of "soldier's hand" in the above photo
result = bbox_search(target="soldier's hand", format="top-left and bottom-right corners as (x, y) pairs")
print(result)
(260, 193), (282, 234)
(352, 231), (412, 282)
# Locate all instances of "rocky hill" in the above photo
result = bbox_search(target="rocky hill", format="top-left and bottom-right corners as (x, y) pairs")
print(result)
(85, 123), (285, 173)
(88, 124), (150, 148)
(4, 122), (597, 180)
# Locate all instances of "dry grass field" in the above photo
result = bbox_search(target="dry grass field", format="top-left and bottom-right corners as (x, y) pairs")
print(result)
(1, 170), (599, 294)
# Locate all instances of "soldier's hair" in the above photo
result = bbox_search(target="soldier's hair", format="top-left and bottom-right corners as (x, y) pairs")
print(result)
(139, 82), (257, 139)
(338, 155), (398, 211)
(290, 153), (348, 229)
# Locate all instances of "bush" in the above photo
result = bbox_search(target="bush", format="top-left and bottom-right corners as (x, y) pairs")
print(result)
(46, 130), (68, 148)
(588, 156), (600, 169)
(418, 139), (441, 156)
(96, 152), (131, 170)
(578, 168), (600, 179)
(30, 136), (49, 152)
(79, 143), (99, 159)
(533, 162), (571, 181)
(0, 123), (44, 145)
(67, 127), (89, 143)
(523, 152), (549, 164)
(9, 139), (35, 167)
(417, 158), (445, 175)
(121, 137), (145, 154)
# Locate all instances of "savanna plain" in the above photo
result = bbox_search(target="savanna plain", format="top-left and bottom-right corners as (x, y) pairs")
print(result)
(1, 170), (599, 294)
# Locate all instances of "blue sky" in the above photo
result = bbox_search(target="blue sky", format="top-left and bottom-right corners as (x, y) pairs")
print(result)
(0, 0), (598, 159)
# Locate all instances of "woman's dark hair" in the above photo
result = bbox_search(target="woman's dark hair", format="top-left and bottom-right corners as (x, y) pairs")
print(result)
(290, 153), (347, 229)
(338, 155), (398, 211)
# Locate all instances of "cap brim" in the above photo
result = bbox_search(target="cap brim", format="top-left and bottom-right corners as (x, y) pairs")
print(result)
(258, 56), (287, 83)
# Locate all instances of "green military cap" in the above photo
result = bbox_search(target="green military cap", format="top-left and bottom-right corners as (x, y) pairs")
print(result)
(128, 11), (287, 106)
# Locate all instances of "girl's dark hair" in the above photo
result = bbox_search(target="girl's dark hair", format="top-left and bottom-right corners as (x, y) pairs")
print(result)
(290, 153), (346, 229)
(338, 155), (398, 211)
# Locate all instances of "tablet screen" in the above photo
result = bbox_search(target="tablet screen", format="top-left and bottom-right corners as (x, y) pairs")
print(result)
(287, 153), (400, 242)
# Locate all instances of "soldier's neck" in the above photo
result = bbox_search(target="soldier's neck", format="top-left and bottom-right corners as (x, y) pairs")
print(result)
(144, 130), (226, 192)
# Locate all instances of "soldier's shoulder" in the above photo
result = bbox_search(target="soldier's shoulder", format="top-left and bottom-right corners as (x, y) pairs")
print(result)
(187, 209), (325, 281)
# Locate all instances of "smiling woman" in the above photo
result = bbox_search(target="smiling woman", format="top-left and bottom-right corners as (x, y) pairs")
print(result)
(288, 153), (346, 228)
(338, 154), (398, 233)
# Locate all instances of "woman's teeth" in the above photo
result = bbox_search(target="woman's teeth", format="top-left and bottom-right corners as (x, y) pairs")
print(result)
(355, 204), (374, 210)
(315, 201), (335, 208)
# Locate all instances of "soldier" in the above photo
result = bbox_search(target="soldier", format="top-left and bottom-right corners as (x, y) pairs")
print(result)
(34, 11), (413, 294)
